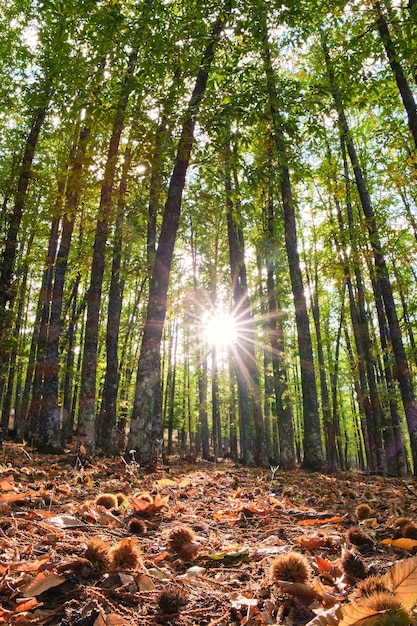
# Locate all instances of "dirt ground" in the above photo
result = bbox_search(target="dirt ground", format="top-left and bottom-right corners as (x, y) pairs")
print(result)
(0, 443), (416, 625)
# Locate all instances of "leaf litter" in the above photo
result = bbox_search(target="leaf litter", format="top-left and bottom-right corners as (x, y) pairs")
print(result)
(0, 446), (416, 625)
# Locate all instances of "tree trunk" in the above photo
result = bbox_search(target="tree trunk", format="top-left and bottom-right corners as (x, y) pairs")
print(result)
(127, 5), (230, 466)
(37, 126), (90, 453)
(0, 87), (50, 341)
(78, 45), (140, 456)
(324, 38), (417, 474)
(374, 1), (417, 148)
(263, 178), (296, 469)
(225, 136), (265, 466)
(1, 243), (32, 438)
(261, 21), (324, 470)
(96, 145), (131, 453)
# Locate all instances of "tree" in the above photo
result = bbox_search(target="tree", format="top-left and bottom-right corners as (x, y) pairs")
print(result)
(127, 3), (232, 467)
(259, 12), (325, 471)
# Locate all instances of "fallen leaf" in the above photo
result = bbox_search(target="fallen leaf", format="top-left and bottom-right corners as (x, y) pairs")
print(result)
(315, 555), (342, 578)
(306, 605), (343, 625)
(275, 581), (320, 605)
(12, 554), (52, 573)
(205, 547), (250, 563)
(21, 571), (66, 597)
(386, 553), (417, 609)
(297, 516), (346, 527)
(381, 537), (417, 550)
(0, 492), (36, 503)
(14, 598), (39, 613)
(337, 601), (387, 626)
(156, 478), (177, 487)
(47, 514), (84, 528)
(230, 592), (258, 609)
(0, 476), (14, 491)
(136, 574), (156, 591)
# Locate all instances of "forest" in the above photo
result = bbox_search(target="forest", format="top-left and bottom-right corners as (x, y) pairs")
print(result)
(1, 0), (417, 476)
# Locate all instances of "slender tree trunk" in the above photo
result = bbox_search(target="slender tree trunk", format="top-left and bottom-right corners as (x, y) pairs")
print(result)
(371, 275), (408, 475)
(310, 261), (336, 470)
(1, 244), (32, 438)
(61, 275), (81, 443)
(78, 45), (140, 456)
(26, 215), (61, 444)
(263, 179), (295, 469)
(374, 1), (417, 148)
(211, 345), (222, 458)
(0, 86), (50, 341)
(37, 127), (90, 452)
(329, 291), (345, 470)
(225, 136), (265, 466)
(127, 5), (230, 466)
(96, 145), (131, 453)
(261, 20), (324, 470)
(324, 38), (417, 473)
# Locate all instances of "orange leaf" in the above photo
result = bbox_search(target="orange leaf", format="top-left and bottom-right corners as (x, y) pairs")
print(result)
(297, 516), (345, 527)
(0, 492), (35, 503)
(14, 598), (39, 613)
(0, 475), (14, 491)
(153, 493), (169, 508)
(22, 572), (66, 597)
(12, 553), (52, 573)
(298, 535), (327, 549)
(381, 537), (417, 550)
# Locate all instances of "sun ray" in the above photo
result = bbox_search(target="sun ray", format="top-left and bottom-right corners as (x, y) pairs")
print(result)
(203, 310), (237, 349)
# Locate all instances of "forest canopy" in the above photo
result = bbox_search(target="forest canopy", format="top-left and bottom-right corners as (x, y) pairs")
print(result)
(1, 0), (417, 476)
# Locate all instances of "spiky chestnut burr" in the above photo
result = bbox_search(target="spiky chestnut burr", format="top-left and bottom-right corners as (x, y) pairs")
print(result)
(110, 537), (142, 570)
(270, 551), (311, 584)
(84, 538), (111, 571)
(95, 493), (119, 509)
(355, 503), (372, 521)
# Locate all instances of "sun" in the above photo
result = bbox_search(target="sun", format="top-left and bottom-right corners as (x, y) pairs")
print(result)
(203, 311), (237, 349)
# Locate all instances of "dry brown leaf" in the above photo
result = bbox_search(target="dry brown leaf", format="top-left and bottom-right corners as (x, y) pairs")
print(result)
(298, 535), (327, 550)
(11, 553), (52, 572)
(315, 555), (342, 578)
(0, 476), (14, 491)
(297, 516), (346, 527)
(136, 574), (156, 591)
(131, 493), (169, 518)
(337, 602), (387, 626)
(21, 571), (66, 597)
(156, 478), (177, 487)
(386, 553), (417, 609)
(14, 598), (39, 613)
(0, 491), (35, 503)
(275, 581), (320, 605)
(381, 537), (417, 550)
(230, 592), (258, 608)
(306, 605), (343, 626)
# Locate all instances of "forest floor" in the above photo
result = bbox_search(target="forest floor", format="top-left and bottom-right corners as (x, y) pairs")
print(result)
(0, 444), (417, 625)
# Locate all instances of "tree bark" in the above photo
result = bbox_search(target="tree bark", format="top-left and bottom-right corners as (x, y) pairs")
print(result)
(78, 45), (140, 456)
(0, 87), (50, 341)
(261, 20), (324, 470)
(37, 126), (90, 452)
(374, 1), (417, 149)
(262, 169), (296, 469)
(96, 145), (131, 453)
(127, 4), (231, 466)
(324, 37), (417, 474)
